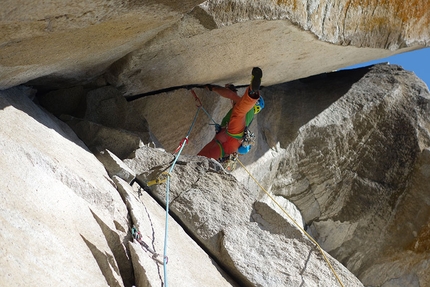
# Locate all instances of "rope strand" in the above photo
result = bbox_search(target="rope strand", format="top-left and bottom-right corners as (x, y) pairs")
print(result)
(163, 93), (201, 287)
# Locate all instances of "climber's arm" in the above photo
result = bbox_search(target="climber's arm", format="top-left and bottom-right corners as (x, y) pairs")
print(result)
(207, 85), (241, 103)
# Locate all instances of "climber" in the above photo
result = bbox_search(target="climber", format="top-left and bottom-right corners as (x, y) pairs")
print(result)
(197, 67), (264, 161)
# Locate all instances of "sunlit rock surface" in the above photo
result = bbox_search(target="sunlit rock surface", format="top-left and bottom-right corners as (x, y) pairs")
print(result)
(1, 1), (430, 286)
(1, 0), (428, 93)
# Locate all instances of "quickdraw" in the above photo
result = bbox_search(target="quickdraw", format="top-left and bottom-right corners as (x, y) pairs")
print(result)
(131, 226), (167, 265)
(190, 89), (202, 107)
(146, 172), (170, 187)
(174, 137), (189, 154)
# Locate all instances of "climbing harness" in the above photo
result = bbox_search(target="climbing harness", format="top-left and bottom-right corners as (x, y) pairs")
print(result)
(241, 127), (255, 148)
(220, 127), (254, 171)
(132, 226), (166, 265)
(236, 159), (345, 287)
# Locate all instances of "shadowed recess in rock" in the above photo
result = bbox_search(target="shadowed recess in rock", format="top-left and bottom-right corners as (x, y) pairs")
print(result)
(81, 235), (124, 287)
(90, 209), (135, 287)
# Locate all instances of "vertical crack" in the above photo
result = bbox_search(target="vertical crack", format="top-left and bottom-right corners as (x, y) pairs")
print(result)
(299, 247), (315, 286)
(321, 2), (330, 38)
(140, 192), (164, 285)
(90, 209), (135, 287)
(342, 0), (352, 43)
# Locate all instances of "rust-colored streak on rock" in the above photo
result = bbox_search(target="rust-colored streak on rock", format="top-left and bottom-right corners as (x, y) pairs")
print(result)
(276, 0), (299, 10)
(345, 0), (429, 29)
(273, 0), (429, 48)
(409, 224), (430, 253)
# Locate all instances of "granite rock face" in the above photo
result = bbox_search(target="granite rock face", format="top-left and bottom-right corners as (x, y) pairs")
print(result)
(0, 87), (133, 287)
(2, 1), (430, 284)
(123, 147), (363, 286)
(118, 63), (430, 286)
(114, 176), (236, 287)
(1, 0), (429, 93)
(2, 60), (430, 286)
(0, 87), (240, 287)
(203, 0), (430, 48)
(266, 64), (430, 286)
(40, 85), (158, 159)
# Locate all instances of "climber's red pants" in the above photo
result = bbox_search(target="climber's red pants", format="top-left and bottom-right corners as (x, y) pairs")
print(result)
(198, 87), (258, 159)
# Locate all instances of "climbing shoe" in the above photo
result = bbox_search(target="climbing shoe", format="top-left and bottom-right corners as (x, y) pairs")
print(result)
(250, 67), (262, 93)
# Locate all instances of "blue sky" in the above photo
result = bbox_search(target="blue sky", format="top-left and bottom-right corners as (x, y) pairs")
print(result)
(345, 47), (430, 89)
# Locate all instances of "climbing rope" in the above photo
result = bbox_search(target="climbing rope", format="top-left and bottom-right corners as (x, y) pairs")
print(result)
(190, 89), (218, 126)
(162, 90), (202, 287)
(236, 159), (345, 287)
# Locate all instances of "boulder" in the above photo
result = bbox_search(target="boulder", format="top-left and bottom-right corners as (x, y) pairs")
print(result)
(124, 148), (364, 286)
(59, 85), (159, 159)
(266, 64), (430, 286)
(64, 116), (144, 159)
(36, 85), (86, 117)
(96, 149), (136, 184)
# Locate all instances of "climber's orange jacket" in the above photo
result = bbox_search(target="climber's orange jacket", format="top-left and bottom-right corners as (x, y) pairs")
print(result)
(198, 86), (257, 160)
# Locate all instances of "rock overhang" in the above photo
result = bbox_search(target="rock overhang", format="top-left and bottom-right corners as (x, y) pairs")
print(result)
(1, 0), (428, 94)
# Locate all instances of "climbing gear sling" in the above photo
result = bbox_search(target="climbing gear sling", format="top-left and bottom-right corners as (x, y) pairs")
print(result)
(132, 226), (165, 265)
